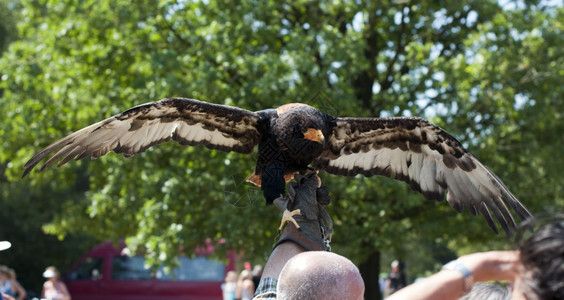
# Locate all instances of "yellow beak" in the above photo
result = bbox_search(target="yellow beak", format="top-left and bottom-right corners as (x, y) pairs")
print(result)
(303, 128), (325, 144)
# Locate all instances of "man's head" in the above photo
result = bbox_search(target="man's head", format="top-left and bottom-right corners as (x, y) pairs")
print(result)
(252, 264), (263, 277)
(391, 260), (400, 273)
(0, 266), (9, 281)
(277, 251), (365, 300)
(517, 221), (564, 300)
(43, 266), (60, 281)
(460, 282), (509, 300)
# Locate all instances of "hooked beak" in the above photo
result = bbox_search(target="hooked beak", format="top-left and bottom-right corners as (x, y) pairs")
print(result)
(303, 128), (325, 144)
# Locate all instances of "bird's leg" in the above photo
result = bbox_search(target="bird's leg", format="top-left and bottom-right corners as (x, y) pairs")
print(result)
(272, 195), (288, 212)
(300, 168), (321, 187)
(273, 184), (302, 231)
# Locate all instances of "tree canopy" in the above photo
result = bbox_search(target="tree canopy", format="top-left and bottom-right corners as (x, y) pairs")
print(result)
(1, 0), (562, 298)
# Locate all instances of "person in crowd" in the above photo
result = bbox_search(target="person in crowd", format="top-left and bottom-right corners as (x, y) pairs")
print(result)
(6, 269), (25, 300)
(236, 270), (254, 300)
(385, 260), (406, 296)
(0, 266), (26, 300)
(0, 293), (14, 300)
(0, 249), (15, 300)
(244, 262), (252, 271)
(221, 270), (237, 300)
(41, 266), (71, 300)
(251, 265), (263, 293)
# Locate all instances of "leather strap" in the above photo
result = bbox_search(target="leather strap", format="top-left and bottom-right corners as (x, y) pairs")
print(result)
(273, 218), (327, 252)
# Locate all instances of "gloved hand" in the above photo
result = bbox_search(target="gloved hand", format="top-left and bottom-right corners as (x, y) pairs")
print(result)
(273, 170), (333, 252)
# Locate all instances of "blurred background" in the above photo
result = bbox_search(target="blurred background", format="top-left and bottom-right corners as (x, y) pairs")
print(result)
(0, 0), (562, 299)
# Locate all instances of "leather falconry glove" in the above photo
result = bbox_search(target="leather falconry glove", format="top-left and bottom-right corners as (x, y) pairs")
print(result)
(273, 170), (333, 252)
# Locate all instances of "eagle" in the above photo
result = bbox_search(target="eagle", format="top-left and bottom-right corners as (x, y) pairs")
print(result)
(23, 98), (532, 237)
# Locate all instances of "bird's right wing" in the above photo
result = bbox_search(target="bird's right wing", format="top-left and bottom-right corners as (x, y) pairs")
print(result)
(24, 98), (261, 177)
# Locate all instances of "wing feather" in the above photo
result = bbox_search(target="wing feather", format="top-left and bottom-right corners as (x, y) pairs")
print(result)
(314, 117), (532, 237)
(24, 98), (261, 176)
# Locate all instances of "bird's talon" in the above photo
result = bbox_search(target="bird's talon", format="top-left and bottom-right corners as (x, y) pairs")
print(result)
(278, 209), (301, 231)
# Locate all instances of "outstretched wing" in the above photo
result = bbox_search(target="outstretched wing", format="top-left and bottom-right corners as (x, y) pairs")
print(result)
(313, 117), (532, 237)
(24, 98), (261, 177)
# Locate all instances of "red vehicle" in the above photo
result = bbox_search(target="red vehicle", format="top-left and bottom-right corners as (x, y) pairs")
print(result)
(64, 240), (235, 300)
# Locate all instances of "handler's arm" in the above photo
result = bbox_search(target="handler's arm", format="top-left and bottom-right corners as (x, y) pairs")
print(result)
(253, 173), (330, 299)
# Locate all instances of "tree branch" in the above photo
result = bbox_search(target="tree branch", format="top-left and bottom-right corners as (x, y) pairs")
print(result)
(380, 5), (409, 91)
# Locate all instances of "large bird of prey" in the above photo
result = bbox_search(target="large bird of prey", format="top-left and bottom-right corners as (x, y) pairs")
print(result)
(23, 98), (532, 237)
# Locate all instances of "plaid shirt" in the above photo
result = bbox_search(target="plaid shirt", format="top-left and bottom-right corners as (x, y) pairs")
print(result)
(252, 277), (278, 299)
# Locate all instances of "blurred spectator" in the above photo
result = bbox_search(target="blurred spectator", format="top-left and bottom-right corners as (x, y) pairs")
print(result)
(235, 270), (254, 300)
(1, 293), (14, 300)
(379, 276), (387, 295)
(251, 265), (262, 293)
(6, 269), (25, 300)
(221, 270), (237, 300)
(0, 266), (26, 300)
(385, 260), (406, 296)
(42, 266), (71, 300)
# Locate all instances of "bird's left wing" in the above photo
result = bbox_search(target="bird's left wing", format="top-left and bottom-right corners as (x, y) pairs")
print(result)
(23, 98), (261, 177)
(313, 117), (532, 237)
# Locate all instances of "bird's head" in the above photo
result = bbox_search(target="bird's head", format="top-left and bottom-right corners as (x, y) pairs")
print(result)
(303, 128), (325, 144)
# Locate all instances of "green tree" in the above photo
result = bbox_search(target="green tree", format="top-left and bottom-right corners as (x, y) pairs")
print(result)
(1, 1), (562, 298)
(0, 1), (20, 54)
(0, 0), (96, 293)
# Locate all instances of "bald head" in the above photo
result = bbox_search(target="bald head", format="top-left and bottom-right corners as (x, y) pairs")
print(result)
(277, 251), (365, 300)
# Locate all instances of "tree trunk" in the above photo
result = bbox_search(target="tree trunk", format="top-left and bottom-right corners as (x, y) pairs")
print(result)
(358, 250), (382, 300)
